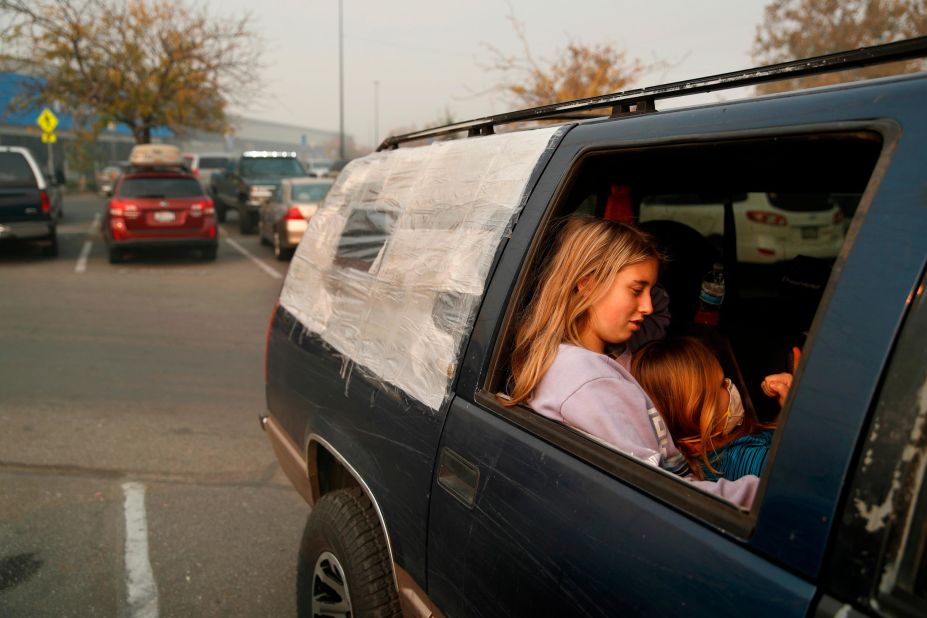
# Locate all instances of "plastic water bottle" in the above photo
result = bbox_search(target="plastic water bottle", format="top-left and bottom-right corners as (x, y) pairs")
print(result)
(694, 263), (725, 326)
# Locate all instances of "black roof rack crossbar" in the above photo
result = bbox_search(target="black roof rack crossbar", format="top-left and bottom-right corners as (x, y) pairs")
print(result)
(379, 35), (927, 150)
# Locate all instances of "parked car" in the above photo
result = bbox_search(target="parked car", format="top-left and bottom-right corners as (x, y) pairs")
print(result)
(209, 151), (306, 233)
(96, 164), (124, 196)
(258, 177), (332, 261)
(0, 145), (63, 256)
(640, 192), (846, 264)
(182, 151), (234, 190)
(304, 158), (334, 178)
(262, 39), (927, 617)
(103, 144), (217, 263)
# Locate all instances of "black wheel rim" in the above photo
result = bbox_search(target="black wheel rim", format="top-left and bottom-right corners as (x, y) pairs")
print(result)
(311, 551), (352, 617)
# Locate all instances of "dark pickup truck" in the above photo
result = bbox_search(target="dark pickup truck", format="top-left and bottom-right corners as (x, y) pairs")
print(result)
(208, 151), (306, 234)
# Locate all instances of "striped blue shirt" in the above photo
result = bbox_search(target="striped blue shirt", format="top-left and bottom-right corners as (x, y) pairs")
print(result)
(699, 430), (773, 481)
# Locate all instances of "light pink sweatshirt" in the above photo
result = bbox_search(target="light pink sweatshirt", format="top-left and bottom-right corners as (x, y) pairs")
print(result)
(529, 343), (758, 508)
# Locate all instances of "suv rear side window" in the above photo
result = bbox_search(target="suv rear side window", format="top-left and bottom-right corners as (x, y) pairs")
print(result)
(240, 158), (304, 177)
(198, 157), (230, 168)
(0, 153), (37, 188)
(119, 177), (204, 198)
(488, 129), (884, 524)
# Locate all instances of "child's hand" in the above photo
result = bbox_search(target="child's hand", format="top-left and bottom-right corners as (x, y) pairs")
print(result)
(761, 373), (793, 406)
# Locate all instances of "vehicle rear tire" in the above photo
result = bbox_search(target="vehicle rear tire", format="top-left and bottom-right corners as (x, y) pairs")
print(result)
(216, 203), (227, 223)
(42, 229), (58, 257)
(296, 488), (401, 618)
(238, 205), (256, 234)
(273, 230), (292, 261)
(108, 247), (123, 264)
(201, 246), (217, 261)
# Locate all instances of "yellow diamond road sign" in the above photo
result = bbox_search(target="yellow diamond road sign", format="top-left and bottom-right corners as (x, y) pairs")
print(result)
(37, 108), (59, 133)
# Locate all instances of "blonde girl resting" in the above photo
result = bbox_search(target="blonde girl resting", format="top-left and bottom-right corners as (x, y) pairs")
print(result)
(631, 337), (775, 481)
(502, 215), (758, 507)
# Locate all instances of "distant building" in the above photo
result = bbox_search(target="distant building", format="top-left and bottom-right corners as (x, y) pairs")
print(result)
(0, 71), (344, 182)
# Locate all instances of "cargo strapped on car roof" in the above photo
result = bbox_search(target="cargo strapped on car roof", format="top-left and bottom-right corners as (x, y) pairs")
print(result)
(378, 35), (927, 151)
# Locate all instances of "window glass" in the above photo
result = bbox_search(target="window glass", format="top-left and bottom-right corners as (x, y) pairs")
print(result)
(491, 130), (883, 509)
(0, 152), (37, 188)
(240, 158), (305, 177)
(118, 177), (205, 198)
(292, 184), (332, 203)
(199, 157), (230, 168)
(333, 206), (398, 272)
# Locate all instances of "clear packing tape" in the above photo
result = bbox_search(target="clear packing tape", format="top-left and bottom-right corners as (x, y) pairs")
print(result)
(279, 126), (562, 410)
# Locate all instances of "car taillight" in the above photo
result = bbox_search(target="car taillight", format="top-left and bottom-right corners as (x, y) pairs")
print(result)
(284, 207), (304, 221)
(833, 209), (845, 224)
(40, 190), (51, 214)
(204, 198), (215, 215)
(190, 203), (203, 217)
(746, 210), (787, 226)
(109, 200), (124, 217)
(192, 168), (200, 177)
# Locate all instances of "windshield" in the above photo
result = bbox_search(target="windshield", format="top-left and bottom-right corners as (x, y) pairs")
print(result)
(199, 157), (230, 168)
(118, 177), (205, 198)
(240, 158), (305, 177)
(766, 192), (836, 212)
(292, 184), (332, 202)
(0, 152), (38, 188)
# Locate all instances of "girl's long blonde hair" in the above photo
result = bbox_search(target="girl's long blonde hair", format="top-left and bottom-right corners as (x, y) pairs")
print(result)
(630, 337), (764, 479)
(502, 215), (660, 406)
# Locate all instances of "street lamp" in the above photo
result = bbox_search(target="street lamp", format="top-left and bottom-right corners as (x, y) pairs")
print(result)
(374, 80), (379, 148)
(338, 0), (345, 160)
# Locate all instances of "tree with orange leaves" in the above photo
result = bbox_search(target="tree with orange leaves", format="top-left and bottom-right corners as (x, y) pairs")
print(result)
(485, 12), (654, 109)
(752, 0), (927, 94)
(0, 0), (262, 143)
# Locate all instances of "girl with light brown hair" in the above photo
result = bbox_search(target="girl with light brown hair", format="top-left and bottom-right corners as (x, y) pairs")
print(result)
(502, 215), (758, 507)
(630, 337), (775, 481)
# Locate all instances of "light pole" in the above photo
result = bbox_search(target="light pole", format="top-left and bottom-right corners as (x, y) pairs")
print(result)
(374, 80), (379, 148)
(107, 121), (117, 162)
(338, 0), (345, 160)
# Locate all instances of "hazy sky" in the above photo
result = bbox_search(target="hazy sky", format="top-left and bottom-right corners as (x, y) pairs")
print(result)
(212, 0), (771, 149)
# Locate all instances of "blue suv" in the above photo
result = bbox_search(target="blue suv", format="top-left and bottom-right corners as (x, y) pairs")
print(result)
(263, 37), (927, 617)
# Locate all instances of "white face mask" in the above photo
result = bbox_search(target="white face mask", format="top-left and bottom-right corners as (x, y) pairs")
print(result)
(722, 378), (745, 435)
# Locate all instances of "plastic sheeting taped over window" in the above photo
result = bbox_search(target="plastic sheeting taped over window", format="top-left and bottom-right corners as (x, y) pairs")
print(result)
(279, 126), (563, 410)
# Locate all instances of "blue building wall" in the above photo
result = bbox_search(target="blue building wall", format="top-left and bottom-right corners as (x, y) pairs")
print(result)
(0, 71), (172, 137)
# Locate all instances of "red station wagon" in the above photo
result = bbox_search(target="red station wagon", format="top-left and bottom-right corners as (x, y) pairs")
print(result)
(104, 145), (218, 264)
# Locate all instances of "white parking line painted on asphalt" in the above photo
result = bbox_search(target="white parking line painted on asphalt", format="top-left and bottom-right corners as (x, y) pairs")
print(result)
(123, 482), (159, 618)
(75, 241), (92, 273)
(222, 233), (283, 280)
(75, 214), (101, 274)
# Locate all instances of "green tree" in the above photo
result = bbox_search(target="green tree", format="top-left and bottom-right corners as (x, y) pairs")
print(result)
(0, 0), (262, 143)
(752, 0), (927, 94)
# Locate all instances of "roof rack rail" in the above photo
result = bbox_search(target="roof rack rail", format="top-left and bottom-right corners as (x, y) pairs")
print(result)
(379, 35), (927, 151)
